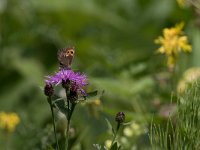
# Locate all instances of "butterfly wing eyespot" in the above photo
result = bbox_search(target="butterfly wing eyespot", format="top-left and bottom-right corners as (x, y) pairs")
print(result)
(67, 49), (75, 57)
(58, 47), (75, 69)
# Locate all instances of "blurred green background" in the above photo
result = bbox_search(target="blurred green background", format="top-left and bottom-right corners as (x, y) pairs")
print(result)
(0, 0), (199, 149)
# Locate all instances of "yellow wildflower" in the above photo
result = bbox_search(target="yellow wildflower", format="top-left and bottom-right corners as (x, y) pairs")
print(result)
(84, 99), (101, 106)
(0, 112), (20, 133)
(93, 99), (101, 106)
(177, 0), (186, 8)
(155, 22), (192, 69)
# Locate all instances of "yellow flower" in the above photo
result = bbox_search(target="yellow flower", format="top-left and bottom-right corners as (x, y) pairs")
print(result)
(84, 99), (101, 106)
(93, 99), (101, 106)
(0, 112), (20, 133)
(155, 22), (192, 69)
(177, 0), (187, 8)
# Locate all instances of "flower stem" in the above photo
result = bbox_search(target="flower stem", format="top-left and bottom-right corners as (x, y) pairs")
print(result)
(65, 88), (70, 150)
(65, 99), (77, 149)
(69, 103), (76, 121)
(110, 122), (120, 149)
(66, 115), (70, 150)
(48, 97), (60, 150)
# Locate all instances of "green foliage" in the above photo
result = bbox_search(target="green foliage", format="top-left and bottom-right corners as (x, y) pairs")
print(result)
(150, 82), (200, 149)
(110, 142), (120, 150)
(0, 0), (198, 149)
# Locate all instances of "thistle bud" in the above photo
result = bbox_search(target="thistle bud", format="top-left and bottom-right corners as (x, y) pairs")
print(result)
(67, 90), (78, 103)
(44, 84), (54, 97)
(115, 112), (125, 124)
(62, 79), (70, 90)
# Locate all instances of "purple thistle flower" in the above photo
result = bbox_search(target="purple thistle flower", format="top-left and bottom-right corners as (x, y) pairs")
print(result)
(45, 69), (88, 95)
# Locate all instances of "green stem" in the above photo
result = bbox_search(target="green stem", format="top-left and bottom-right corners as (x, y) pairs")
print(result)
(66, 103), (77, 150)
(64, 87), (77, 150)
(48, 97), (60, 150)
(69, 103), (76, 121)
(67, 98), (70, 120)
(5, 133), (11, 150)
(66, 116), (70, 150)
(172, 64), (176, 92)
(65, 88), (70, 150)
(110, 123), (120, 149)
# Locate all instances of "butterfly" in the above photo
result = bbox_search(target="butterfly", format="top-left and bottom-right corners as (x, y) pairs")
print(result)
(57, 47), (75, 69)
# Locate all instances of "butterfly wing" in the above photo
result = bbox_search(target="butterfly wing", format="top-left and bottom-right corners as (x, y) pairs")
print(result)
(58, 47), (75, 69)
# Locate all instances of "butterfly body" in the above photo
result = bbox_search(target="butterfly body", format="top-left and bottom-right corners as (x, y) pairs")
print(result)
(58, 47), (75, 69)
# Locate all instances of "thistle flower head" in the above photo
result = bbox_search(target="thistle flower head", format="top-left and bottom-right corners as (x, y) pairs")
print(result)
(45, 69), (88, 95)
(115, 112), (125, 124)
(67, 90), (78, 103)
(155, 22), (192, 69)
(44, 83), (54, 97)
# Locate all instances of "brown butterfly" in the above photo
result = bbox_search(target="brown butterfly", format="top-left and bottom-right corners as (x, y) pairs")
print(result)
(57, 47), (75, 69)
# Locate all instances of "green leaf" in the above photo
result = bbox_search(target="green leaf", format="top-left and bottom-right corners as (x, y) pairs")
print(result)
(85, 90), (98, 99)
(53, 98), (68, 116)
(122, 121), (133, 126)
(51, 95), (63, 108)
(105, 118), (115, 135)
(93, 144), (102, 150)
(110, 142), (118, 150)
(78, 90), (104, 102)
(117, 145), (121, 150)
